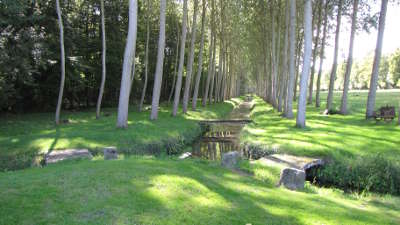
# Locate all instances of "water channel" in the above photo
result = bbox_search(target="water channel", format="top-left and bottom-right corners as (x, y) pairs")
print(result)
(191, 99), (253, 160)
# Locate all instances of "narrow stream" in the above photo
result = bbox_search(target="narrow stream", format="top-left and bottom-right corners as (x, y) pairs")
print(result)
(191, 99), (253, 160)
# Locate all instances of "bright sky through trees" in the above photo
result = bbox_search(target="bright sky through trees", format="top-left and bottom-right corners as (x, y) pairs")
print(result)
(323, 1), (400, 71)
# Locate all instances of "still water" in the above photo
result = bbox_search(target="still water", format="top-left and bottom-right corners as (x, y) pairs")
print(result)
(191, 123), (244, 160)
(191, 99), (253, 160)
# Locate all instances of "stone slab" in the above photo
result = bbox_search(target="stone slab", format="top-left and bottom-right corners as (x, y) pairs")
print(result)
(256, 154), (324, 191)
(178, 152), (192, 160)
(45, 149), (92, 164)
(259, 154), (324, 170)
(103, 147), (118, 160)
(222, 151), (241, 168)
(277, 167), (306, 190)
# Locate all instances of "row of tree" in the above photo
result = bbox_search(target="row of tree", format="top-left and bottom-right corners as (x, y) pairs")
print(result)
(0, 1), (186, 113)
(53, 0), (244, 126)
(248, 0), (389, 127)
(0, 0), (392, 129)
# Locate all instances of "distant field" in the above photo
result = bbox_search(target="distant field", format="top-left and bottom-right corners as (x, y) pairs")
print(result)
(241, 89), (400, 160)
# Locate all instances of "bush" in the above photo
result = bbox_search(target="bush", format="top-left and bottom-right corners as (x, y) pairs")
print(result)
(309, 154), (400, 195)
(0, 152), (41, 171)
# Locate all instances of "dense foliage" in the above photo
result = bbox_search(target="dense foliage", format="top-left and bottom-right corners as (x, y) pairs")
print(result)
(0, 0), (391, 116)
(310, 154), (400, 195)
(0, 0), (183, 113)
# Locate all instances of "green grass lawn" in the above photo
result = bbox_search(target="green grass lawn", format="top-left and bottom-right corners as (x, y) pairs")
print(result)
(241, 90), (400, 160)
(1, 91), (400, 224)
(0, 100), (240, 170)
(0, 156), (399, 225)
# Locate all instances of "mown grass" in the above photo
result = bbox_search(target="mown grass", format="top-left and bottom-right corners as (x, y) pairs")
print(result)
(0, 100), (239, 170)
(0, 156), (399, 225)
(1, 94), (399, 224)
(241, 90), (400, 160)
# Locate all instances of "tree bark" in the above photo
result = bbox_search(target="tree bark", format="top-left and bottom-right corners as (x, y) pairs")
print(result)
(55, 0), (65, 125)
(278, 0), (289, 113)
(150, 0), (166, 120)
(202, 28), (213, 106)
(96, 0), (106, 119)
(116, 0), (138, 128)
(182, 0), (199, 113)
(168, 22), (180, 104)
(340, 0), (358, 114)
(307, 0), (322, 105)
(192, 0), (207, 110)
(326, 0), (342, 111)
(209, 35), (217, 103)
(296, 0), (312, 128)
(366, 0), (388, 118)
(270, 0), (277, 108)
(285, 0), (296, 119)
(139, 0), (151, 112)
(293, 31), (303, 102)
(215, 44), (223, 103)
(172, 0), (188, 116)
(316, 0), (328, 108)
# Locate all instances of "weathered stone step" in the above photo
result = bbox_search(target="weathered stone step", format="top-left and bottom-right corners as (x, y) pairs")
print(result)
(259, 154), (324, 171)
(45, 149), (93, 164)
(256, 154), (324, 190)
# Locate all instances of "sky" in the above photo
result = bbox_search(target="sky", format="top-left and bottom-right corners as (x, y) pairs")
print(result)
(323, 1), (400, 71)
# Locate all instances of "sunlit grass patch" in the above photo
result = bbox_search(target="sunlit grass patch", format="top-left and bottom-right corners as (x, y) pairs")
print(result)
(1, 157), (398, 224)
(241, 90), (400, 160)
(0, 100), (238, 170)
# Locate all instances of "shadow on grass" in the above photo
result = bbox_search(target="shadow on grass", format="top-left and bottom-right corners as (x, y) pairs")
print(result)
(0, 100), (237, 171)
(1, 157), (398, 224)
(241, 94), (400, 161)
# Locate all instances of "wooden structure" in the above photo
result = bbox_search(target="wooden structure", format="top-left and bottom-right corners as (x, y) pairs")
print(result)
(198, 119), (253, 125)
(373, 105), (396, 122)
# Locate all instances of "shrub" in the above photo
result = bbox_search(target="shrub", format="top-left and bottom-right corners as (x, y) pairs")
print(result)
(309, 154), (400, 195)
(0, 152), (41, 171)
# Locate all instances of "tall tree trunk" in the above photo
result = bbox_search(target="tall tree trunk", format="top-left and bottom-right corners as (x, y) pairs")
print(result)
(172, 0), (188, 116)
(150, 0), (166, 120)
(366, 0), (388, 118)
(116, 0), (138, 128)
(278, 0), (289, 113)
(215, 45), (223, 103)
(168, 22), (180, 104)
(326, 0), (343, 111)
(182, 0), (199, 113)
(316, 0), (328, 108)
(192, 0), (207, 110)
(340, 0), (359, 114)
(307, 0), (322, 105)
(96, 0), (106, 119)
(209, 35), (217, 103)
(275, 1), (281, 107)
(221, 49), (228, 100)
(270, 0), (277, 107)
(398, 107), (400, 125)
(139, 0), (151, 112)
(296, 0), (312, 128)
(55, 0), (65, 125)
(285, 0), (296, 118)
(216, 45), (224, 102)
(293, 32), (303, 101)
(202, 28), (213, 106)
